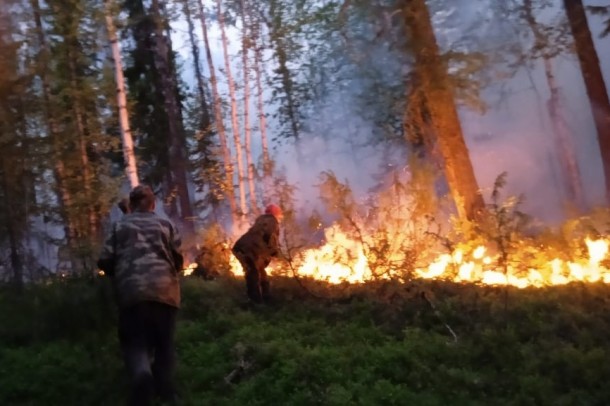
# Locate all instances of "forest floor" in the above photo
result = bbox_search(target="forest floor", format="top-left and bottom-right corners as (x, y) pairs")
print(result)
(1, 275), (609, 406)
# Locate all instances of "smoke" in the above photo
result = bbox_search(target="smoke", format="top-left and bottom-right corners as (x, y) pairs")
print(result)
(273, 89), (408, 223)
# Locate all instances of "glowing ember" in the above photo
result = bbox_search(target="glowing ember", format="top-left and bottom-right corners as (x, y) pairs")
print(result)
(182, 263), (197, 277)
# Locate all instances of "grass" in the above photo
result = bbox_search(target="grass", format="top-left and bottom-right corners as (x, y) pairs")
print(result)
(1, 275), (610, 405)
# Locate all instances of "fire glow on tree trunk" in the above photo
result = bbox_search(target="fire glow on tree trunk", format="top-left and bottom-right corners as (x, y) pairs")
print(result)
(402, 0), (485, 221)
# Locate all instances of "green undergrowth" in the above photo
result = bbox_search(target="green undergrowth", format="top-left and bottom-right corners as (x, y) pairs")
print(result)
(1, 276), (610, 405)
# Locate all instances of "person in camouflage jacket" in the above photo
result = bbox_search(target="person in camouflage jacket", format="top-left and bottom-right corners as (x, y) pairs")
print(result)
(232, 204), (283, 304)
(98, 185), (183, 406)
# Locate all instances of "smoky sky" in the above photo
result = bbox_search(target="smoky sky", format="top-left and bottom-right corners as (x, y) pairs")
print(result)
(172, 0), (610, 226)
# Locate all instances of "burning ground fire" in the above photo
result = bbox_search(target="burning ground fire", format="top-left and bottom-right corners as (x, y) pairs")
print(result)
(183, 225), (610, 288)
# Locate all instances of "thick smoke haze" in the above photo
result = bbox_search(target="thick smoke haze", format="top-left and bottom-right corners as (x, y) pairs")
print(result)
(173, 0), (610, 228)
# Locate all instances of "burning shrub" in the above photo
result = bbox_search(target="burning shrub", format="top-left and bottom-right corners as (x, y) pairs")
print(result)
(280, 170), (441, 289)
(184, 223), (233, 279)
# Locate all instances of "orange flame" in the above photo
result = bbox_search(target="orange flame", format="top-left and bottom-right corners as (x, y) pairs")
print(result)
(184, 224), (609, 288)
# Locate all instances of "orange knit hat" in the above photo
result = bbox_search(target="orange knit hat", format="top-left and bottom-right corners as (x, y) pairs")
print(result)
(264, 204), (283, 218)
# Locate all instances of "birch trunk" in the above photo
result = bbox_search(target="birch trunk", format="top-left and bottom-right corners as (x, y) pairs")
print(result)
(216, 0), (248, 216)
(240, 0), (258, 211)
(198, 0), (238, 223)
(104, 0), (139, 188)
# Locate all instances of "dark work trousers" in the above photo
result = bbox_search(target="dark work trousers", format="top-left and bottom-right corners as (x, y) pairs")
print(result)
(235, 253), (271, 303)
(118, 301), (177, 406)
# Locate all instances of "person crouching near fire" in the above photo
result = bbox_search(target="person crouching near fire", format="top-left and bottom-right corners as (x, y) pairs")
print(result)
(232, 204), (283, 305)
(97, 185), (183, 406)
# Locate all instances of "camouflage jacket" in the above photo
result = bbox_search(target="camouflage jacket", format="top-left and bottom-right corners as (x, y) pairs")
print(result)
(97, 212), (183, 309)
(232, 214), (280, 266)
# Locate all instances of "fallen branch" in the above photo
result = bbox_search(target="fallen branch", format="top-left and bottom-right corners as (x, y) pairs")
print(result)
(421, 290), (458, 344)
(224, 358), (252, 385)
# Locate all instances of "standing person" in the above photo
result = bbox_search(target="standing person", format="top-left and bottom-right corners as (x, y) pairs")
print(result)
(97, 185), (183, 406)
(232, 204), (283, 304)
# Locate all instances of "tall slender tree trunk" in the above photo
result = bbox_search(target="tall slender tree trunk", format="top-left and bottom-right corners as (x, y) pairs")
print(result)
(523, 0), (584, 209)
(217, 0), (248, 216)
(267, 0), (300, 141)
(198, 0), (237, 224)
(543, 59), (585, 208)
(252, 12), (272, 200)
(150, 0), (194, 230)
(181, 0), (211, 134)
(104, 0), (139, 188)
(240, 0), (258, 211)
(30, 0), (76, 245)
(66, 48), (97, 236)
(563, 0), (610, 202)
(403, 0), (485, 221)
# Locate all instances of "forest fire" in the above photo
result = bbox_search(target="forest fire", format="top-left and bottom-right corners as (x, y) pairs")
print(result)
(183, 225), (610, 288)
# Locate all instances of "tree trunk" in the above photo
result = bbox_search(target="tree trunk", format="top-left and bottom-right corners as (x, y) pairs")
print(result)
(543, 59), (585, 209)
(267, 0), (300, 141)
(198, 0), (238, 224)
(217, 0), (248, 216)
(66, 47), (97, 237)
(240, 0), (258, 211)
(403, 0), (485, 221)
(522, 0), (584, 209)
(181, 0), (212, 135)
(30, 0), (76, 245)
(150, 0), (194, 230)
(563, 0), (610, 202)
(252, 11), (272, 200)
(104, 0), (139, 188)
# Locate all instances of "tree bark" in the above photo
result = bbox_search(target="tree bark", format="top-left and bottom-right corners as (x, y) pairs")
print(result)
(240, 0), (258, 211)
(403, 0), (485, 221)
(104, 0), (139, 188)
(181, 0), (212, 135)
(30, 0), (76, 245)
(266, 0), (300, 141)
(563, 0), (610, 202)
(252, 10), (272, 200)
(66, 46), (98, 237)
(150, 0), (194, 229)
(217, 0), (248, 216)
(198, 0), (238, 224)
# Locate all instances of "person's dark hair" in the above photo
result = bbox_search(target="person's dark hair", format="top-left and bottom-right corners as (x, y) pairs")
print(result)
(129, 185), (155, 212)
